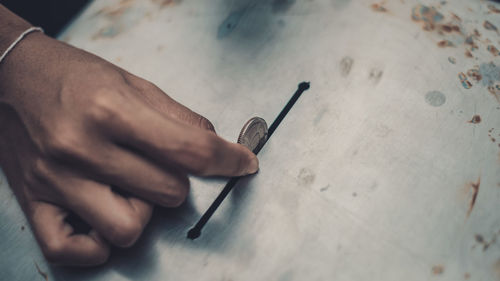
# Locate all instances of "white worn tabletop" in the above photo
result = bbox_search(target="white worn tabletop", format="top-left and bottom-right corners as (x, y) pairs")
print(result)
(1, 0), (500, 280)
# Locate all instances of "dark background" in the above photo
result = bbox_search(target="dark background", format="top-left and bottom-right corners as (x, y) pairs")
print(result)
(1, 0), (89, 37)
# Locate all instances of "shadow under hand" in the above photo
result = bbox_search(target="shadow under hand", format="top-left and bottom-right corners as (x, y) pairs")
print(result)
(160, 174), (258, 255)
(51, 198), (200, 281)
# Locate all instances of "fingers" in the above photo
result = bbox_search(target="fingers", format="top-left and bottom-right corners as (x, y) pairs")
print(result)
(123, 73), (215, 132)
(74, 144), (190, 207)
(28, 160), (154, 249)
(109, 102), (259, 177)
(64, 179), (153, 248)
(29, 201), (110, 266)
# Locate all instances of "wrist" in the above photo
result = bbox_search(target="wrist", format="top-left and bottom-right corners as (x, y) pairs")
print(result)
(0, 5), (32, 52)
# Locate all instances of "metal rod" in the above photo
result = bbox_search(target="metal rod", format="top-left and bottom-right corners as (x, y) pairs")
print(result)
(187, 81), (310, 240)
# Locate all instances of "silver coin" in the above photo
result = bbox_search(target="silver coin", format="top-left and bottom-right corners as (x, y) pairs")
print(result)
(237, 117), (268, 152)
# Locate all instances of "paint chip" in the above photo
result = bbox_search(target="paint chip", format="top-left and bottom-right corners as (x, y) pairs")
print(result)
(467, 115), (481, 124)
(432, 265), (445, 275)
(371, 3), (387, 12)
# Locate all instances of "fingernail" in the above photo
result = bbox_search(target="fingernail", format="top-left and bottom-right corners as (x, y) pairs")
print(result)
(246, 156), (259, 174)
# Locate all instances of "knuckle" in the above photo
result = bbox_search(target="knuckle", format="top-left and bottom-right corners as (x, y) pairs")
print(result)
(141, 80), (158, 91)
(23, 157), (51, 187)
(86, 91), (121, 124)
(90, 248), (110, 266)
(107, 215), (143, 247)
(30, 157), (50, 182)
(42, 237), (66, 264)
(157, 177), (189, 207)
(44, 127), (83, 160)
(196, 115), (215, 132)
(187, 135), (218, 175)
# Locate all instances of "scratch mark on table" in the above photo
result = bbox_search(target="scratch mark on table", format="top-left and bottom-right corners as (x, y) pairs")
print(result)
(320, 184), (330, 192)
(298, 168), (316, 186)
(340, 56), (354, 77)
(369, 68), (384, 84)
(34, 261), (49, 281)
(466, 177), (480, 217)
(475, 233), (497, 251)
(488, 128), (496, 143)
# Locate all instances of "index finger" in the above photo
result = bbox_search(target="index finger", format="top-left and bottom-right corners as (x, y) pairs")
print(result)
(109, 97), (259, 177)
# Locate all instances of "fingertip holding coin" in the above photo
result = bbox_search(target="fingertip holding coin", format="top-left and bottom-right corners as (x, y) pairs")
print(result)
(237, 117), (267, 174)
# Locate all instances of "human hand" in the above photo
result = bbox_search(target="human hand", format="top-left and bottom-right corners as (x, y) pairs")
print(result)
(0, 32), (258, 266)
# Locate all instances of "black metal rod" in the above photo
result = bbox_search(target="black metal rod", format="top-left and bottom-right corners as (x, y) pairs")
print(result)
(187, 81), (310, 240)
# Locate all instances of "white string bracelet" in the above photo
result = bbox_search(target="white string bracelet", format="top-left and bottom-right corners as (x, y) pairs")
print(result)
(0, 26), (44, 65)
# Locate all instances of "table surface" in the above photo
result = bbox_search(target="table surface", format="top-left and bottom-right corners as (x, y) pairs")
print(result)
(1, 0), (500, 280)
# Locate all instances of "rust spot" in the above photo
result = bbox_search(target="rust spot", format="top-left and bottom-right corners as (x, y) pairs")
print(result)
(466, 177), (480, 217)
(465, 50), (474, 58)
(411, 4), (444, 31)
(488, 4), (500, 14)
(437, 40), (454, 47)
(432, 265), (444, 275)
(34, 262), (49, 281)
(484, 20), (499, 33)
(467, 115), (481, 124)
(465, 36), (479, 50)
(487, 45), (500, 57)
(371, 3), (387, 12)
(473, 29), (481, 37)
(458, 72), (473, 89)
(96, 0), (133, 18)
(450, 13), (461, 22)
(464, 272), (470, 279)
(488, 85), (500, 103)
(466, 68), (482, 82)
(439, 24), (460, 33)
(152, 0), (181, 8)
(488, 129), (497, 143)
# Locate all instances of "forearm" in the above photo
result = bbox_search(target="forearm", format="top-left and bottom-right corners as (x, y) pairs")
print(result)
(0, 4), (32, 53)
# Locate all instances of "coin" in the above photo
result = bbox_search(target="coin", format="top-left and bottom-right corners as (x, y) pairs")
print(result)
(237, 117), (268, 153)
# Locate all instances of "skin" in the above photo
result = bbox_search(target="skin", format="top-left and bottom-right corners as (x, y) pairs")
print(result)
(0, 5), (259, 266)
